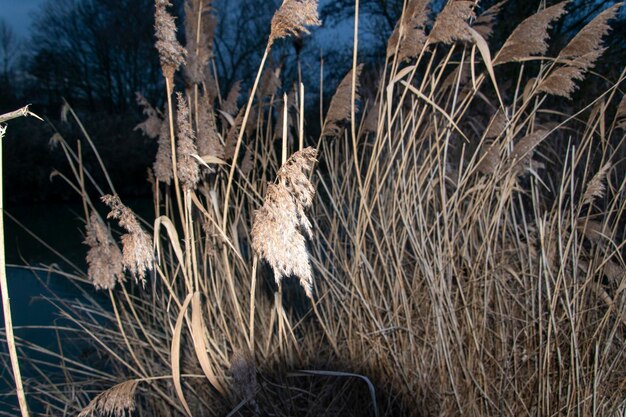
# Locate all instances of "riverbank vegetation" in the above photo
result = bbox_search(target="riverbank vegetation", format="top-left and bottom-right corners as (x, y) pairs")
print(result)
(3, 0), (626, 415)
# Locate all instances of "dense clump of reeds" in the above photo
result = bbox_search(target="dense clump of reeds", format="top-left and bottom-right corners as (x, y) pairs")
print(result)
(7, 1), (626, 416)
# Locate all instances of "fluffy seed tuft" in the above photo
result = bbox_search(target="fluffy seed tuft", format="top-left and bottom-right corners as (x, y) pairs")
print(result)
(78, 380), (139, 417)
(251, 147), (318, 298)
(582, 162), (611, 206)
(102, 195), (153, 284)
(154, 0), (187, 82)
(387, 0), (429, 62)
(84, 213), (124, 290)
(176, 92), (200, 190)
(269, 0), (321, 47)
(429, 0), (476, 45)
(495, 2), (568, 65)
(323, 64), (363, 137)
(537, 3), (621, 98)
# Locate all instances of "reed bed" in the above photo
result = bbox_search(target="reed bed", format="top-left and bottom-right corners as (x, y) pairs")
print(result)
(3, 0), (626, 416)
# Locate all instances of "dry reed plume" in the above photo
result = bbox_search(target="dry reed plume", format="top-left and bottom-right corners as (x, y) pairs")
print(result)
(134, 93), (163, 139)
(323, 64), (363, 137)
(154, 0), (186, 82)
(429, 0), (475, 44)
(197, 91), (224, 159)
(102, 194), (153, 282)
(268, 0), (321, 46)
(153, 110), (173, 184)
(251, 147), (318, 298)
(222, 81), (241, 115)
(78, 380), (139, 417)
(175, 92), (200, 190)
(386, 0), (429, 61)
(537, 3), (622, 98)
(495, 2), (568, 64)
(472, 0), (507, 40)
(84, 212), (124, 290)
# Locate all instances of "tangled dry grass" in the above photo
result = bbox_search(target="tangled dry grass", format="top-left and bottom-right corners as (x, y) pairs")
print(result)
(3, 0), (626, 416)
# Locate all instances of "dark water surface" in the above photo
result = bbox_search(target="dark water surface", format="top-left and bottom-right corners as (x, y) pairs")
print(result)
(1, 199), (152, 412)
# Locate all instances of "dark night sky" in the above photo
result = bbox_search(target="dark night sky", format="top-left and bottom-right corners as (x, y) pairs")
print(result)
(0, 0), (358, 48)
(0, 0), (43, 38)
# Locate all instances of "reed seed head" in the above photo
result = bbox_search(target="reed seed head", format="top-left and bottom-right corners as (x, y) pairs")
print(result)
(387, 0), (429, 61)
(230, 349), (257, 402)
(84, 213), (124, 290)
(323, 64), (363, 137)
(537, 3), (620, 99)
(154, 110), (173, 184)
(102, 195), (153, 283)
(154, 0), (187, 82)
(472, 0), (507, 40)
(222, 81), (241, 115)
(224, 108), (244, 160)
(134, 92), (163, 139)
(269, 0), (321, 47)
(176, 92), (200, 190)
(511, 129), (548, 175)
(251, 147), (318, 298)
(429, 0), (476, 45)
(78, 380), (139, 417)
(495, 2), (568, 65)
(582, 162), (611, 206)
(183, 0), (212, 86)
(197, 91), (224, 160)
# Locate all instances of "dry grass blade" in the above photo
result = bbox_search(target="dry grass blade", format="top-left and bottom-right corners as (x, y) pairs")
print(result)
(153, 216), (185, 271)
(582, 162), (611, 205)
(386, 0), (429, 62)
(274, 94), (294, 142)
(269, 0), (321, 46)
(171, 293), (194, 417)
(78, 380), (139, 417)
(537, 3), (621, 98)
(429, 0), (475, 44)
(468, 27), (504, 109)
(0, 104), (42, 123)
(323, 64), (363, 137)
(191, 292), (226, 396)
(495, 2), (568, 64)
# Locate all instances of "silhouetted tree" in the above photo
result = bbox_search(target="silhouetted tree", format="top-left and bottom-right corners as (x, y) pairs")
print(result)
(0, 19), (21, 109)
(28, 0), (162, 114)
